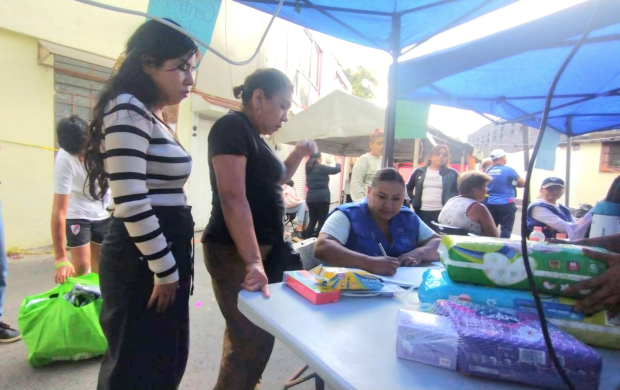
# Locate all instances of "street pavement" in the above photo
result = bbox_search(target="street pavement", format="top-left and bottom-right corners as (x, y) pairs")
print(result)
(2, 211), (525, 389)
(0, 234), (319, 390)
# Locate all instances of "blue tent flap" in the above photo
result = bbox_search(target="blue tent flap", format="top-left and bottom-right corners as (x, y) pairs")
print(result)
(234, 0), (516, 52)
(396, 0), (620, 136)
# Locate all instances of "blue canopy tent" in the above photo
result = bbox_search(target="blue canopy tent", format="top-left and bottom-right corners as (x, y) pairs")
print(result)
(233, 0), (517, 166)
(395, 0), (620, 136)
(394, 3), (620, 386)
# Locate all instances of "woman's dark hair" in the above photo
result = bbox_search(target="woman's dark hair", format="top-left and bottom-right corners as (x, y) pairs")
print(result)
(458, 171), (492, 196)
(56, 115), (89, 155)
(305, 153), (321, 174)
(84, 19), (198, 200)
(606, 175), (620, 203)
(233, 68), (293, 109)
(370, 168), (405, 188)
(286, 180), (294, 187)
(426, 144), (451, 167)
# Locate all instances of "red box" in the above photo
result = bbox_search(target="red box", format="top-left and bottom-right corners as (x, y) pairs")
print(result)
(285, 270), (340, 305)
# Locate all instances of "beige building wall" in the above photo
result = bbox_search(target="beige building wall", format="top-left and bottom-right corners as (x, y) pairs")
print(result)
(0, 29), (55, 250)
(506, 142), (617, 207)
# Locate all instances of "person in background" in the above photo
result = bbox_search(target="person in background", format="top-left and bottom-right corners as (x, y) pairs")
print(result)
(0, 145), (20, 343)
(52, 116), (111, 284)
(406, 144), (459, 231)
(202, 68), (316, 390)
(282, 180), (309, 241)
(479, 158), (493, 205)
(438, 171), (498, 237)
(84, 20), (197, 389)
(314, 168), (441, 276)
(480, 157), (493, 172)
(304, 153), (341, 238)
(485, 149), (525, 238)
(526, 177), (576, 240)
(350, 129), (383, 201)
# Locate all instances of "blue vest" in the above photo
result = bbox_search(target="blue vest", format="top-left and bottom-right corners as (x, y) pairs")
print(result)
(334, 199), (420, 257)
(526, 200), (573, 239)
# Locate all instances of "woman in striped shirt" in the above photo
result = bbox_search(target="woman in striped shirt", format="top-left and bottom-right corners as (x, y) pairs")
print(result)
(84, 20), (197, 389)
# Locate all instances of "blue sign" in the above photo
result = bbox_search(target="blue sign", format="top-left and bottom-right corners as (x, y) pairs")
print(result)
(147, 0), (222, 57)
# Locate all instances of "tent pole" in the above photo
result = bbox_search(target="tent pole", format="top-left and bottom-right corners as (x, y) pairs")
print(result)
(412, 138), (421, 168)
(382, 14), (401, 168)
(566, 116), (573, 208)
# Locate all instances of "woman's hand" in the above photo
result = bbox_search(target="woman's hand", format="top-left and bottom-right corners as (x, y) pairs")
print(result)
(54, 258), (75, 284)
(148, 281), (179, 313)
(565, 248), (620, 316)
(363, 256), (400, 276)
(242, 262), (270, 298)
(294, 140), (318, 157)
(398, 250), (423, 267)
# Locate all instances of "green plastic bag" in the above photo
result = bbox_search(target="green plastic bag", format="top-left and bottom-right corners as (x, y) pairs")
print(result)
(18, 273), (107, 367)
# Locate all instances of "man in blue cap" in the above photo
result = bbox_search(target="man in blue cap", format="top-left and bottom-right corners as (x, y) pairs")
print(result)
(486, 149), (525, 238)
(527, 177), (577, 239)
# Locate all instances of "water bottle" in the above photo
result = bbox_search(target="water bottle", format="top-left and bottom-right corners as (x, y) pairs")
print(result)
(530, 226), (546, 242)
(556, 233), (567, 240)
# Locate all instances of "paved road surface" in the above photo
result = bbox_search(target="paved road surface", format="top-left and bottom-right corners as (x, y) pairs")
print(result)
(0, 234), (319, 390)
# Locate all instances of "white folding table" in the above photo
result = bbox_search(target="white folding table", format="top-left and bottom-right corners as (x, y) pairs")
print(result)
(238, 283), (620, 390)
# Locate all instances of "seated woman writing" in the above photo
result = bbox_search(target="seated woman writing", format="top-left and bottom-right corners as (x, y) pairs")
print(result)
(438, 171), (499, 237)
(313, 168), (441, 276)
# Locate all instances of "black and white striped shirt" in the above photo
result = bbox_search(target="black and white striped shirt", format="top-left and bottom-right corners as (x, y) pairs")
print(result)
(103, 94), (192, 284)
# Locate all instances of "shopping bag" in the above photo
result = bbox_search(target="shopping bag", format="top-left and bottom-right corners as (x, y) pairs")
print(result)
(18, 273), (107, 367)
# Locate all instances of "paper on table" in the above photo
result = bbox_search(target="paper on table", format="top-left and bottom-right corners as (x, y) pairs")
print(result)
(381, 265), (442, 288)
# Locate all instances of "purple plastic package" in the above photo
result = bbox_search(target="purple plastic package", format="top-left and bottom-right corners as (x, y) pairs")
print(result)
(435, 300), (602, 390)
(396, 309), (459, 370)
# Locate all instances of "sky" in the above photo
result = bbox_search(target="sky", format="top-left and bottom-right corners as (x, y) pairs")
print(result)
(312, 0), (588, 141)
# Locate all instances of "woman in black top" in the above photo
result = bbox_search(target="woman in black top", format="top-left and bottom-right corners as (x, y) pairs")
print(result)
(406, 144), (459, 231)
(304, 153), (341, 238)
(202, 68), (316, 390)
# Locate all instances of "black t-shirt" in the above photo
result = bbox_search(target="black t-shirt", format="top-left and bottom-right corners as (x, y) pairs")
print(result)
(202, 111), (285, 245)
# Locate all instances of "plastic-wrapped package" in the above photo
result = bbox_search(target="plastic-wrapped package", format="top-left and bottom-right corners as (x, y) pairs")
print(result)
(310, 265), (384, 290)
(438, 235), (608, 296)
(63, 283), (101, 307)
(396, 309), (459, 370)
(435, 300), (602, 390)
(418, 268), (620, 349)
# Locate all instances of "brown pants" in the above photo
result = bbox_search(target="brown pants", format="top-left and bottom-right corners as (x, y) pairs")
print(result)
(203, 242), (275, 390)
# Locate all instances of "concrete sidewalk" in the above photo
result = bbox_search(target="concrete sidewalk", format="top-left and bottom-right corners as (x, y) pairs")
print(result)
(0, 236), (319, 390)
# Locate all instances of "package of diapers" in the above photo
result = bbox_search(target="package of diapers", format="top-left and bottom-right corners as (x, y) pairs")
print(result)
(434, 300), (602, 390)
(310, 265), (384, 291)
(438, 235), (609, 297)
(419, 268), (620, 349)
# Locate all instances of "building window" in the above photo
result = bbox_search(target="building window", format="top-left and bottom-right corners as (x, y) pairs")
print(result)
(54, 56), (111, 123)
(600, 142), (620, 172)
(53, 55), (112, 147)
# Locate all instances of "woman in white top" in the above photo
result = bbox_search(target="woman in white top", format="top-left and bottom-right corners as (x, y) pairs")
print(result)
(283, 179), (309, 240)
(438, 170), (499, 237)
(52, 116), (111, 284)
(84, 20), (197, 388)
(406, 145), (459, 231)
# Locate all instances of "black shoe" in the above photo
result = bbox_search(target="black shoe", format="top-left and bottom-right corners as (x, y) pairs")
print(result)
(0, 322), (21, 343)
(291, 231), (305, 242)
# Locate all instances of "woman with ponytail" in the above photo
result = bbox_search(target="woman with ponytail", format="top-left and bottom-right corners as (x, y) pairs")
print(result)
(84, 19), (197, 389)
(202, 68), (316, 389)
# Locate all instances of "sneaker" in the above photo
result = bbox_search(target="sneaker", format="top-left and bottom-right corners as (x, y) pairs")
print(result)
(0, 322), (21, 343)
(291, 231), (305, 242)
